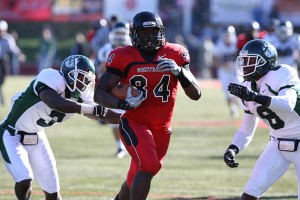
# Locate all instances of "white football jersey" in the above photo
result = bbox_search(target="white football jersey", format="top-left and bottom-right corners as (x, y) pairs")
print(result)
(213, 39), (237, 71)
(1, 68), (93, 133)
(242, 65), (300, 138)
(264, 33), (300, 68)
(97, 43), (114, 64)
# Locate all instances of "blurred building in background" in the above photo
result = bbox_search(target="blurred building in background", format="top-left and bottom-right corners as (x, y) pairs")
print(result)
(0, 0), (299, 77)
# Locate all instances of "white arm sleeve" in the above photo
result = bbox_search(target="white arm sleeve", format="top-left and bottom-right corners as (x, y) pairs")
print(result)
(232, 113), (260, 152)
(268, 88), (297, 112)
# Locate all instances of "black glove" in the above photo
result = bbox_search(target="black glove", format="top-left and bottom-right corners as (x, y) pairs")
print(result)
(224, 145), (239, 168)
(93, 105), (107, 118)
(228, 83), (257, 101)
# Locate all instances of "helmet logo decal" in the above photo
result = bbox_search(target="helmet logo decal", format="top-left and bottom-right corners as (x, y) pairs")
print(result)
(107, 53), (115, 64)
(265, 48), (272, 58)
(182, 51), (188, 61)
(240, 50), (248, 56)
(143, 21), (156, 27)
(64, 56), (75, 69)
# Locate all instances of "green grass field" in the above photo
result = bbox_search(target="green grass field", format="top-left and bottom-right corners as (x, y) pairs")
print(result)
(0, 76), (297, 200)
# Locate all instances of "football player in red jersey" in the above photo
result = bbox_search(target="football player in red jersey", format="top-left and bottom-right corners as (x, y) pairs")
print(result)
(94, 10), (201, 200)
(237, 21), (268, 52)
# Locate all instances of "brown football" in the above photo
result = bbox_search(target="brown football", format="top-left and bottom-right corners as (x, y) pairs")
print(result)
(111, 83), (140, 100)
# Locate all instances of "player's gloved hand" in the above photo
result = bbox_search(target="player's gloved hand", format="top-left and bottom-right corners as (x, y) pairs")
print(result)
(224, 145), (239, 168)
(228, 83), (257, 101)
(118, 87), (145, 110)
(93, 105), (107, 118)
(157, 58), (182, 76)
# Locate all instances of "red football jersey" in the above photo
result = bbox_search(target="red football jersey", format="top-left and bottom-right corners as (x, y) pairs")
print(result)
(237, 31), (269, 52)
(105, 42), (190, 126)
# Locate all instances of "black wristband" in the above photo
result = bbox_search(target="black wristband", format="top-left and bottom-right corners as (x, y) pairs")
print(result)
(254, 95), (271, 107)
(117, 100), (127, 110)
(228, 144), (239, 154)
(177, 68), (192, 88)
(117, 100), (132, 110)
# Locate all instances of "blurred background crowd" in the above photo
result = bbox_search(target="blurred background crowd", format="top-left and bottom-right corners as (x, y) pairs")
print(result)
(0, 0), (299, 79)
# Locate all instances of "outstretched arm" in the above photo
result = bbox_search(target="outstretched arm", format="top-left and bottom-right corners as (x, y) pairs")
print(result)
(39, 87), (106, 118)
(84, 108), (121, 124)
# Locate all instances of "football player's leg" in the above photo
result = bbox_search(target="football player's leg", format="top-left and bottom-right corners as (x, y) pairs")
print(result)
(152, 125), (171, 174)
(291, 148), (300, 198)
(115, 180), (130, 200)
(29, 132), (61, 198)
(119, 117), (158, 199)
(119, 117), (160, 174)
(243, 140), (290, 198)
(1, 130), (34, 199)
(43, 191), (61, 200)
(128, 126), (171, 200)
(112, 124), (126, 158)
(240, 193), (257, 200)
(130, 171), (153, 200)
(15, 179), (32, 200)
(0, 64), (5, 105)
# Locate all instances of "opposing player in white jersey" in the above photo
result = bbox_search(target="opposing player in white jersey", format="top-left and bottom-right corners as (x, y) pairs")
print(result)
(97, 21), (131, 158)
(97, 20), (131, 77)
(213, 25), (242, 118)
(264, 20), (300, 74)
(223, 39), (300, 200)
(0, 55), (121, 200)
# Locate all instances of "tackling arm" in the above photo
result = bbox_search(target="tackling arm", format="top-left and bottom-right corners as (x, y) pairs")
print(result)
(84, 108), (121, 124)
(39, 87), (106, 118)
(39, 89), (81, 113)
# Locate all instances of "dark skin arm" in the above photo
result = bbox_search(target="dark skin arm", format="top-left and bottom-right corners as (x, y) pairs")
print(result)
(39, 89), (82, 113)
(84, 109), (121, 124)
(94, 72), (121, 108)
(179, 67), (201, 101)
(40, 88), (121, 124)
(177, 65), (201, 101)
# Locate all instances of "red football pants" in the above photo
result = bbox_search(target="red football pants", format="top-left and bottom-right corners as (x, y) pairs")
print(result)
(119, 117), (171, 188)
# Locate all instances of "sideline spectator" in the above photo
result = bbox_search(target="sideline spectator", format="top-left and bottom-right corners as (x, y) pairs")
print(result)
(9, 29), (25, 75)
(70, 32), (88, 56)
(90, 15), (118, 59)
(86, 19), (105, 61)
(0, 20), (23, 105)
(37, 24), (57, 73)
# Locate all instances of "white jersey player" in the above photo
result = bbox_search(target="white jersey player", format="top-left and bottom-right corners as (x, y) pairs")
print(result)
(264, 20), (300, 73)
(97, 20), (131, 77)
(213, 26), (242, 118)
(96, 21), (131, 158)
(0, 55), (120, 200)
(224, 39), (300, 200)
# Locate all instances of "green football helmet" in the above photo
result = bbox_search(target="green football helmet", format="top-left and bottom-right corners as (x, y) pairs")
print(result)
(60, 55), (96, 98)
(236, 39), (278, 81)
